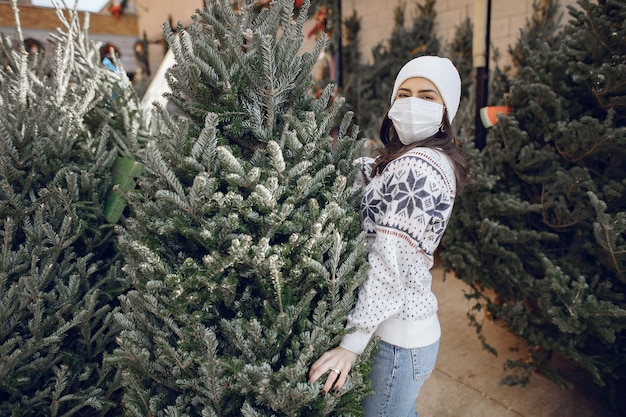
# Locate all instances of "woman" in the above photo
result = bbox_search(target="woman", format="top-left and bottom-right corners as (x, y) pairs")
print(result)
(309, 56), (469, 417)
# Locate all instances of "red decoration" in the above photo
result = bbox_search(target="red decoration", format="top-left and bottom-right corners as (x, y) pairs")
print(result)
(109, 0), (127, 20)
(307, 6), (327, 39)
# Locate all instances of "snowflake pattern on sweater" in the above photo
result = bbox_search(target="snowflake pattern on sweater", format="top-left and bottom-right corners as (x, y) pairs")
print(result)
(341, 147), (456, 355)
(362, 149), (453, 256)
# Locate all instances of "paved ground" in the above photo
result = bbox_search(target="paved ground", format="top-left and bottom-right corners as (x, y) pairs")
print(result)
(417, 268), (613, 417)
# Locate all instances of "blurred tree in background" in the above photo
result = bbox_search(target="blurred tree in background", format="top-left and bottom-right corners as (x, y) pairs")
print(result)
(350, 0), (442, 142)
(440, 0), (626, 413)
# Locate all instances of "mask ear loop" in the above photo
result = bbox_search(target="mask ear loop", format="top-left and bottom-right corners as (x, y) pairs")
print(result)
(439, 107), (447, 133)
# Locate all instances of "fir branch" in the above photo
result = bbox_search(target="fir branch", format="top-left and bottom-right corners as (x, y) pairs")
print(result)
(17, 52), (28, 107)
(589, 191), (626, 281)
(192, 113), (219, 173)
(145, 145), (189, 205)
(216, 145), (246, 177)
(266, 140), (286, 174)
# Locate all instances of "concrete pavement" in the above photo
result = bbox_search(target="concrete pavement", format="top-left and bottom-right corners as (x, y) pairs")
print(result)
(417, 268), (612, 417)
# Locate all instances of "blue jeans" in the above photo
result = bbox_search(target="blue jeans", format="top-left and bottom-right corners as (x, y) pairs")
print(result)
(362, 339), (440, 417)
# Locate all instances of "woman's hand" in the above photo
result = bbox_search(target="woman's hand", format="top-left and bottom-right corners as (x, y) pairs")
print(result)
(309, 346), (358, 393)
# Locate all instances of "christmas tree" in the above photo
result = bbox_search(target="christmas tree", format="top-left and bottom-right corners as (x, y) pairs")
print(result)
(339, 9), (362, 117)
(445, 16), (473, 115)
(441, 15), (474, 155)
(108, 0), (372, 415)
(440, 0), (626, 412)
(0, 2), (145, 416)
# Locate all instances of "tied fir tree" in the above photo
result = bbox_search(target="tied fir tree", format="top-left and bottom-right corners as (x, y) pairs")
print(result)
(108, 0), (372, 415)
(0, 2), (145, 416)
(440, 0), (626, 412)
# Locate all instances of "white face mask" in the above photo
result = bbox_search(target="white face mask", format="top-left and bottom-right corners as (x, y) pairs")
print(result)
(388, 97), (444, 145)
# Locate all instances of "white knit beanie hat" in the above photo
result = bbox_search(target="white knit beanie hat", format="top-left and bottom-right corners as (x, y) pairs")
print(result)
(390, 56), (462, 123)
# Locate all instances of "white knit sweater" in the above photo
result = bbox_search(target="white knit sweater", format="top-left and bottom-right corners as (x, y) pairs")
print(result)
(340, 147), (457, 355)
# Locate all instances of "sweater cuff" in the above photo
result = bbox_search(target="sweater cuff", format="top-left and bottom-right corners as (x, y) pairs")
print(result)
(339, 327), (373, 355)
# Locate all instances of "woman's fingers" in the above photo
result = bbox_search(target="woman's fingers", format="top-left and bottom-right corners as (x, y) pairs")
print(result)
(309, 347), (358, 392)
(322, 367), (351, 392)
(308, 353), (332, 383)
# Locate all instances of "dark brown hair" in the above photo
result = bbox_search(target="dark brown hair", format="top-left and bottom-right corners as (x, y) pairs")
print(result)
(371, 110), (469, 194)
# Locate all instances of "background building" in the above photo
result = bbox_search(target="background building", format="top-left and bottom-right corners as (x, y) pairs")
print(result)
(343, 0), (578, 64)
(1, 0), (579, 87)
(0, 0), (140, 71)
